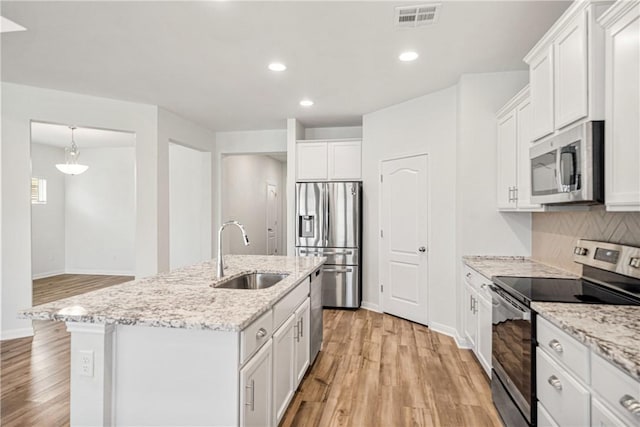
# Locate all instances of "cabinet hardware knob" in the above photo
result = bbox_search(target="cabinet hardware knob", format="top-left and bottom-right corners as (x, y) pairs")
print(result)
(418, 247), (426, 253)
(548, 339), (563, 353)
(548, 375), (562, 391)
(620, 395), (640, 418)
(256, 328), (267, 339)
(466, 272), (472, 278)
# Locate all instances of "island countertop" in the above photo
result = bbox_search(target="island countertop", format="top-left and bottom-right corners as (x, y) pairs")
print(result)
(20, 255), (325, 332)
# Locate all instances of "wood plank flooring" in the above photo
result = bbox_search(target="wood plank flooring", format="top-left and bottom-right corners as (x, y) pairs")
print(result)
(281, 309), (502, 427)
(3, 280), (500, 427)
(1, 274), (131, 427)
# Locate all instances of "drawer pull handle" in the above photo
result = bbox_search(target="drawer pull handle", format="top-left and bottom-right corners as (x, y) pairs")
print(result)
(620, 395), (640, 418)
(256, 328), (267, 339)
(548, 339), (563, 354)
(547, 375), (562, 391)
(245, 379), (255, 411)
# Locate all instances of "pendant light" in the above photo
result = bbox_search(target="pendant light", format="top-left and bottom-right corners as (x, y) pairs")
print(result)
(56, 126), (89, 175)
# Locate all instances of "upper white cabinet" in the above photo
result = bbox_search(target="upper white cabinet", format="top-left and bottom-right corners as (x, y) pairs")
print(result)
(599, 0), (640, 211)
(496, 86), (544, 212)
(296, 139), (361, 181)
(524, 1), (609, 141)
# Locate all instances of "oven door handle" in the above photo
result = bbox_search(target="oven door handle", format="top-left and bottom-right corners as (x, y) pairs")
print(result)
(489, 285), (531, 320)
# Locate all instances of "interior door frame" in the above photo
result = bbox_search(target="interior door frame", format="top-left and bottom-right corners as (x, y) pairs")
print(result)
(266, 181), (278, 255)
(378, 152), (431, 323)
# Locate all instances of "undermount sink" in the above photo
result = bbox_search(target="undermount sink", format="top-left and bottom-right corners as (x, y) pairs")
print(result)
(214, 272), (289, 290)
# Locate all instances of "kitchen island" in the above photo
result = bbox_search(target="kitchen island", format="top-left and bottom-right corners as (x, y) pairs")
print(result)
(20, 255), (325, 427)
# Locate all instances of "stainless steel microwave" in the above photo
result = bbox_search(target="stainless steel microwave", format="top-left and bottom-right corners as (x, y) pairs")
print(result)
(530, 121), (604, 205)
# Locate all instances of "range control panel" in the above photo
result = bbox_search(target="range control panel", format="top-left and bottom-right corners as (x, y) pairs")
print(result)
(574, 239), (640, 280)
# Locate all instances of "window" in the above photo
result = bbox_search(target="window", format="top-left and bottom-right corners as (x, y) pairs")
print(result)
(31, 177), (47, 204)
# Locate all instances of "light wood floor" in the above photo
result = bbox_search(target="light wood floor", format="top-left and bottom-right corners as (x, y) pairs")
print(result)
(281, 309), (502, 427)
(2, 280), (500, 427)
(1, 274), (132, 427)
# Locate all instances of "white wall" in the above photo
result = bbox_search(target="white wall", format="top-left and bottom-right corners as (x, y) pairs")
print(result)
(169, 143), (212, 270)
(304, 126), (362, 139)
(157, 107), (216, 272)
(30, 143), (66, 278)
(65, 147), (136, 275)
(221, 154), (285, 256)
(1, 82), (158, 340)
(362, 86), (458, 334)
(455, 71), (531, 336)
(215, 129), (287, 255)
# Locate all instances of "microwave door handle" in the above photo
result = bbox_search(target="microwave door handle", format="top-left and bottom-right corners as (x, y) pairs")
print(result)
(556, 150), (563, 192)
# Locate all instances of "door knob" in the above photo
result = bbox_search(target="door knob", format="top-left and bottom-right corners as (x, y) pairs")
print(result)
(418, 247), (426, 253)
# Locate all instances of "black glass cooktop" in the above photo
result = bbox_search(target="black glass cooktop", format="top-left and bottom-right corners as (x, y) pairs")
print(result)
(492, 276), (640, 307)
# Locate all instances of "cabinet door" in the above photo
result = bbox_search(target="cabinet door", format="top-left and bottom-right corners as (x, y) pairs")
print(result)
(463, 284), (478, 349)
(530, 46), (555, 140)
(240, 341), (272, 427)
(272, 315), (295, 426)
(591, 397), (627, 427)
(476, 292), (492, 376)
(294, 298), (310, 387)
(328, 141), (361, 180)
(497, 110), (518, 210)
(554, 11), (588, 129)
(605, 5), (640, 211)
(296, 143), (328, 181)
(515, 98), (543, 211)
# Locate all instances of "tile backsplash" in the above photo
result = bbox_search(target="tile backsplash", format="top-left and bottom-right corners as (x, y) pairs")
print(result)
(532, 207), (640, 274)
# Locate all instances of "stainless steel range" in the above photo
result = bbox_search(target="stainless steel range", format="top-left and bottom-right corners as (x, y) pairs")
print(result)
(489, 240), (640, 427)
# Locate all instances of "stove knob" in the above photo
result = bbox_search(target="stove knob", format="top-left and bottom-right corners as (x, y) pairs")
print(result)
(574, 247), (588, 256)
(629, 257), (640, 269)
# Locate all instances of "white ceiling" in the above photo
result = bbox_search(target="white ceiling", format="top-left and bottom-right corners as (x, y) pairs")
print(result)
(31, 122), (135, 149)
(2, 1), (570, 132)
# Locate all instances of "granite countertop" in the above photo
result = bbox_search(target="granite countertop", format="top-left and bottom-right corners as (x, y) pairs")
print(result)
(462, 256), (578, 280)
(532, 302), (640, 381)
(20, 255), (325, 332)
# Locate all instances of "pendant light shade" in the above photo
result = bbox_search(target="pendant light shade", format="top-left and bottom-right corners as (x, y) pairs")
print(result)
(56, 126), (89, 175)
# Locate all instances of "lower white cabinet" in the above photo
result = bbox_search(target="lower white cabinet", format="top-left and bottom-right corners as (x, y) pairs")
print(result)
(240, 340), (273, 427)
(462, 264), (492, 376)
(272, 315), (296, 424)
(294, 298), (311, 386)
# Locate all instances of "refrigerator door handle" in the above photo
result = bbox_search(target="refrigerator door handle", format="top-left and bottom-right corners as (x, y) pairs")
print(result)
(299, 249), (353, 256)
(323, 184), (329, 246)
(323, 267), (353, 274)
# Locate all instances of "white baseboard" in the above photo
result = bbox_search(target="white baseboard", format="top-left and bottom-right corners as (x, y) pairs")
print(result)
(32, 270), (66, 280)
(429, 321), (470, 348)
(65, 269), (135, 276)
(360, 301), (381, 313)
(1, 326), (34, 341)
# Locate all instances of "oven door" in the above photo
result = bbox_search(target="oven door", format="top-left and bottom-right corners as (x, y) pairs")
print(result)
(489, 285), (532, 425)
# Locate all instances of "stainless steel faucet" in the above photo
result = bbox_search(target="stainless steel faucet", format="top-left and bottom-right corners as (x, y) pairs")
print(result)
(217, 221), (250, 279)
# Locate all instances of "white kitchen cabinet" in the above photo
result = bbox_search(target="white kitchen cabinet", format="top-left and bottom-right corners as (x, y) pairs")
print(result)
(591, 397), (627, 427)
(530, 46), (555, 140)
(496, 86), (544, 212)
(296, 143), (328, 181)
(524, 1), (607, 141)
(294, 298), (310, 386)
(296, 139), (361, 181)
(462, 264), (493, 376)
(272, 315), (296, 425)
(240, 340), (273, 427)
(599, 0), (640, 212)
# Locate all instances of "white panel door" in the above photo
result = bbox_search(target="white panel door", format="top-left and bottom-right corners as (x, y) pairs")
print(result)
(497, 110), (518, 210)
(296, 143), (328, 181)
(530, 46), (555, 140)
(240, 341), (272, 427)
(272, 315), (295, 425)
(328, 140), (361, 180)
(380, 155), (429, 325)
(266, 184), (278, 255)
(605, 5), (640, 211)
(554, 11), (588, 129)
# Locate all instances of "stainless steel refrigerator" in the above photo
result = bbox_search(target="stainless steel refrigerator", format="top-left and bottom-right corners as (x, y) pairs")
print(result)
(295, 181), (362, 308)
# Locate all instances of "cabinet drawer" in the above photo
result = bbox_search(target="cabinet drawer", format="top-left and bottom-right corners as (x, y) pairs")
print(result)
(592, 397), (631, 427)
(537, 348), (590, 427)
(537, 315), (590, 383)
(273, 277), (310, 330)
(463, 265), (491, 288)
(591, 353), (640, 426)
(241, 309), (273, 365)
(537, 402), (559, 427)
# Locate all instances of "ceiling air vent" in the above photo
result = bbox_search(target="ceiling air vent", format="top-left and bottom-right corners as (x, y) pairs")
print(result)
(394, 4), (441, 28)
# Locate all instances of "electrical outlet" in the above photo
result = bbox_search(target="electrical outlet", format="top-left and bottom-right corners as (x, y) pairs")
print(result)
(79, 350), (94, 377)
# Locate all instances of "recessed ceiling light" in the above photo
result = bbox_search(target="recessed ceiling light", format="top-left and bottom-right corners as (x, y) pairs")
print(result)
(268, 62), (287, 72)
(399, 51), (419, 62)
(300, 99), (314, 107)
